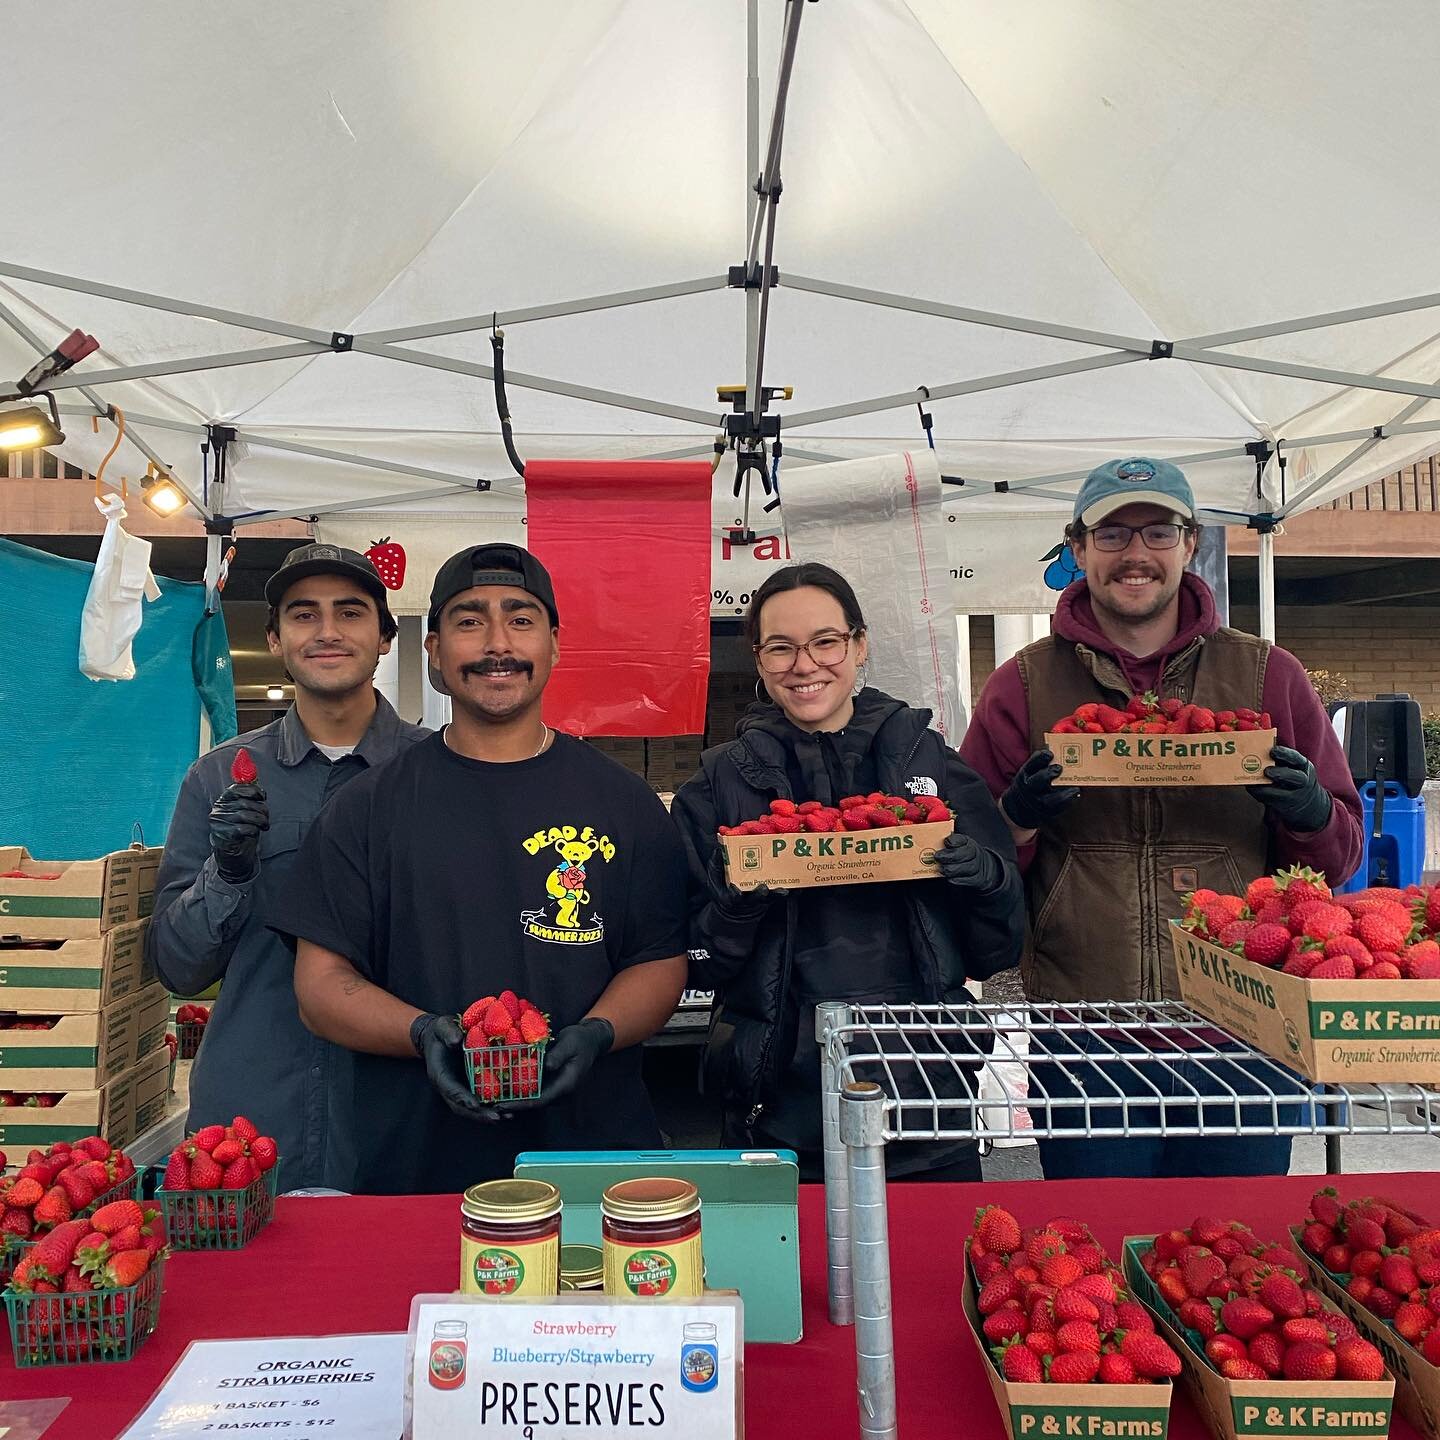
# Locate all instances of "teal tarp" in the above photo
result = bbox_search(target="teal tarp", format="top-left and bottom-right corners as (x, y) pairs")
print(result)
(0, 537), (226, 856)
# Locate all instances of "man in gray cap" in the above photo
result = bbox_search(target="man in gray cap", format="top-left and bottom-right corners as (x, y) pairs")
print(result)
(272, 543), (690, 1195)
(148, 543), (427, 1190)
(961, 459), (1362, 1179)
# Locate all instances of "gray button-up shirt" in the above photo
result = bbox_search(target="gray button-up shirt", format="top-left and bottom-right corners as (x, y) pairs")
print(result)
(146, 695), (427, 1191)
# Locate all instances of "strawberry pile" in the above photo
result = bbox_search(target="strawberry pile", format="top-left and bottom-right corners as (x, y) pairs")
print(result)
(970, 1204), (1181, 1385)
(175, 1002), (211, 1059)
(1, 1137), (138, 1243)
(1138, 1216), (1385, 1382)
(1178, 867), (1440, 980)
(719, 793), (952, 836)
(1298, 1188), (1440, 1368)
(461, 989), (551, 1101)
(0, 1091), (63, 1108)
(0, 1015), (61, 1031)
(175, 1002), (211, 1028)
(161, 1115), (277, 1193)
(8, 1197), (166, 1296)
(1051, 695), (1273, 735)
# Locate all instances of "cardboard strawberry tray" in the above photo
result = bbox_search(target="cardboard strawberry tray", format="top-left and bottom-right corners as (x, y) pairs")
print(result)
(1046, 729), (1276, 788)
(0, 845), (160, 939)
(1123, 1237), (1395, 1440)
(0, 920), (154, 1012)
(1170, 922), (1440, 1084)
(719, 819), (952, 892)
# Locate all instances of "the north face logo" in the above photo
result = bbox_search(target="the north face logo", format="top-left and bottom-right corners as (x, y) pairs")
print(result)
(904, 776), (938, 798)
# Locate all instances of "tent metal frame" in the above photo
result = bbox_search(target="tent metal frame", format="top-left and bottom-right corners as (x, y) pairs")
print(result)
(5, 0), (1440, 624)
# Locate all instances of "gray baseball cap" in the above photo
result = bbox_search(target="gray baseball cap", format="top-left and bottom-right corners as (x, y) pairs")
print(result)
(1073, 457), (1196, 527)
(264, 543), (387, 606)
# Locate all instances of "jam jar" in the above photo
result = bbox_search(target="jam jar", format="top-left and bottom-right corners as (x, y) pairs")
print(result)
(559, 1243), (605, 1293)
(460, 1179), (561, 1297)
(601, 1177), (703, 1300)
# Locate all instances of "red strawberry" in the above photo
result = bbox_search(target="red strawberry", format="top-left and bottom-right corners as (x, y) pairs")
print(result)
(1179, 1298), (1219, 1336)
(228, 1115), (259, 1143)
(33, 1186), (72, 1228)
(102, 1248), (152, 1288)
(519, 1008), (550, 1043)
(57, 1168), (96, 1211)
(1217, 919), (1257, 950)
(1219, 1297), (1274, 1339)
(1245, 876), (1278, 911)
(1120, 1331), (1181, 1379)
(1000, 1340), (1044, 1383)
(1394, 1300), (1434, 1342)
(1359, 960), (1403, 979)
(1205, 1334), (1248, 1366)
(1097, 1352), (1137, 1385)
(1405, 948), (1440, 980)
(769, 814), (804, 833)
(1347, 1215), (1388, 1251)
(230, 747), (259, 785)
(1243, 924), (1292, 968)
(1424, 1329), (1440, 1367)
(1335, 1337), (1386, 1381)
(1115, 1302), (1154, 1334)
(1041, 1253), (1085, 1289)
(1246, 1331), (1285, 1377)
(1055, 1320), (1102, 1354)
(1302, 905), (1353, 942)
(983, 1309), (1026, 1344)
(481, 1001), (513, 1039)
(476, 1071), (502, 1103)
(1283, 1341), (1337, 1381)
(189, 1150), (224, 1189)
(191, 1125), (226, 1153)
(249, 1137), (278, 1173)
(464, 1024), (486, 1049)
(28, 1219), (88, 1277)
(211, 1138), (244, 1166)
(1307, 955), (1357, 980)
(497, 990), (523, 1021)
(1379, 1253), (1419, 1295)
(90, 1199), (144, 1236)
(977, 1272), (1022, 1314)
(1279, 866), (1332, 909)
(1048, 1351), (1100, 1384)
(222, 1156), (257, 1190)
(1053, 1286), (1101, 1324)
(1, 1209), (33, 1238)
(461, 996), (496, 1031)
(1357, 912), (1409, 954)
(162, 1150), (190, 1191)
(363, 537), (406, 590)
(1220, 1358), (1269, 1381)
(973, 1205), (1021, 1256)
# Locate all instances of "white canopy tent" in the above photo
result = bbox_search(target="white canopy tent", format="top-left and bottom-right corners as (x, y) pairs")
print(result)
(6, 0), (1440, 641)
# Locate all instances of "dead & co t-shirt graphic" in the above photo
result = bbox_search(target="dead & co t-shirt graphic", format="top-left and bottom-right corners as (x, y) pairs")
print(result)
(519, 824), (616, 944)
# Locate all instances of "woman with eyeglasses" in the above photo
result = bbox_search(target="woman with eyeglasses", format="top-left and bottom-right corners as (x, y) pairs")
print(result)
(671, 562), (1024, 1181)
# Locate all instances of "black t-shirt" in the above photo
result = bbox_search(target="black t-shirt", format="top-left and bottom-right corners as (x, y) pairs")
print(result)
(270, 731), (690, 1195)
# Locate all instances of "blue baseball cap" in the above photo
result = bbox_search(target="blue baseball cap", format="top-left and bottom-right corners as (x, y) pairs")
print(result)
(1073, 457), (1196, 527)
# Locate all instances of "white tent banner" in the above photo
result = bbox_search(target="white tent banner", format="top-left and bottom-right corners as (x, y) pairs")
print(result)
(778, 450), (962, 741)
(947, 512), (1075, 615)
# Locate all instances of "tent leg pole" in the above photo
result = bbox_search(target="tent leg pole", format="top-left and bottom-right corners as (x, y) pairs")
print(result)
(1258, 528), (1276, 643)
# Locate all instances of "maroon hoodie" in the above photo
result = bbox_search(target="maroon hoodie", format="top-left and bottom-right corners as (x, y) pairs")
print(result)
(959, 573), (1364, 884)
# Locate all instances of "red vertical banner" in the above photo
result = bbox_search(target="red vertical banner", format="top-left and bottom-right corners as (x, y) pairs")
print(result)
(525, 459), (712, 737)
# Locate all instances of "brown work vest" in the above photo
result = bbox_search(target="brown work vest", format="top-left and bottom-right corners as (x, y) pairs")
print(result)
(1017, 627), (1273, 1001)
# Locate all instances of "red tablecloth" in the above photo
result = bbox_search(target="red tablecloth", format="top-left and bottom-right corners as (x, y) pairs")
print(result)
(2, 1172), (1434, 1439)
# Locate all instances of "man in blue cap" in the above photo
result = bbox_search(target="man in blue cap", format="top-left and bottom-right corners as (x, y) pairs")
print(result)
(961, 458), (1363, 1179)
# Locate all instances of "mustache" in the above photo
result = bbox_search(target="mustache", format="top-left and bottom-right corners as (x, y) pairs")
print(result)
(460, 659), (533, 679)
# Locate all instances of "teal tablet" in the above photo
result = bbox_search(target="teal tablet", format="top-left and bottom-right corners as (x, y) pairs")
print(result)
(514, 1149), (802, 1343)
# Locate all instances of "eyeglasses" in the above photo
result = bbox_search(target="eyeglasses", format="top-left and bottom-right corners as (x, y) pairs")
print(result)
(754, 630), (857, 674)
(1087, 522), (1191, 553)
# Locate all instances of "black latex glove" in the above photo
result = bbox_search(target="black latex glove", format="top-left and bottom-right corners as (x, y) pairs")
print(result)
(707, 849), (788, 921)
(410, 1012), (502, 1123)
(498, 1017), (615, 1112)
(209, 782), (269, 883)
(1000, 749), (1080, 833)
(935, 832), (1003, 892)
(1249, 744), (1333, 833)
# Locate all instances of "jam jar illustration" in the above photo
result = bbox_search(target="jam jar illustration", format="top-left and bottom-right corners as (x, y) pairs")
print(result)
(680, 1321), (719, 1393)
(428, 1319), (468, 1390)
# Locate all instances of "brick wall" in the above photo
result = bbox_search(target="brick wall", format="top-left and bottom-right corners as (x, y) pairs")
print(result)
(1231, 604), (1440, 713)
(968, 615), (996, 703)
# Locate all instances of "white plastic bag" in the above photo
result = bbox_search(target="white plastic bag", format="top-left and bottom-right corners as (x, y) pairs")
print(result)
(79, 493), (161, 681)
(978, 1010), (1036, 1148)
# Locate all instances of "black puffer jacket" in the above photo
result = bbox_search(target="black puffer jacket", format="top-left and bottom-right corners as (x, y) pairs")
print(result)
(671, 689), (1024, 1135)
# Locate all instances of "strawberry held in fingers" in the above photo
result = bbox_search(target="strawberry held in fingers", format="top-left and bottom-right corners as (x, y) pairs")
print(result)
(230, 747), (259, 785)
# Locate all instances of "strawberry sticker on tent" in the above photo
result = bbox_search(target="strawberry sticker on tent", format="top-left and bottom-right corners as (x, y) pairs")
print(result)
(364, 537), (407, 590)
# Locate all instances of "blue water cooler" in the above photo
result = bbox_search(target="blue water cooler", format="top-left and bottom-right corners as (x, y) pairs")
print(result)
(1331, 694), (1427, 893)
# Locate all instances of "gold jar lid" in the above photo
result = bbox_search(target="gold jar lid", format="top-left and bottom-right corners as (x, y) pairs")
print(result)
(601, 1177), (700, 1222)
(462, 1178), (561, 1223)
(559, 1243), (604, 1290)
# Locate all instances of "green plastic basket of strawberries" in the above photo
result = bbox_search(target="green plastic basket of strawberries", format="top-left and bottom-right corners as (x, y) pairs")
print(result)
(1, 1137), (141, 1284)
(461, 990), (550, 1102)
(175, 1002), (211, 1059)
(968, 1203), (1183, 1386)
(1295, 1187), (1440, 1371)
(157, 1115), (279, 1251)
(1128, 1214), (1387, 1383)
(4, 1197), (167, 1367)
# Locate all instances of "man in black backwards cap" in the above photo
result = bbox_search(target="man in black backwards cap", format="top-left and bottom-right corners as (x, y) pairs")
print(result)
(272, 545), (690, 1194)
(149, 544), (426, 1190)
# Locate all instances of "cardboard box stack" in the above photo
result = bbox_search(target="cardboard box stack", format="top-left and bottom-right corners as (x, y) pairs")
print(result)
(0, 845), (170, 1149)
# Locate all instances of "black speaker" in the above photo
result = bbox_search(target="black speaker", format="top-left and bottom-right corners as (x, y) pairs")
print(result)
(1337, 693), (1425, 797)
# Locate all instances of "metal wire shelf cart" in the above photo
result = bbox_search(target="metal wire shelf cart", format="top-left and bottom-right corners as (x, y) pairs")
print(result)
(817, 999), (1440, 1440)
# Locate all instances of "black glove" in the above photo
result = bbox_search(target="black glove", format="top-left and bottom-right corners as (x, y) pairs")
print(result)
(1249, 744), (1333, 833)
(1001, 749), (1080, 832)
(499, 1017), (615, 1112)
(935, 832), (1004, 893)
(410, 1012), (502, 1124)
(707, 849), (788, 921)
(209, 782), (269, 883)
